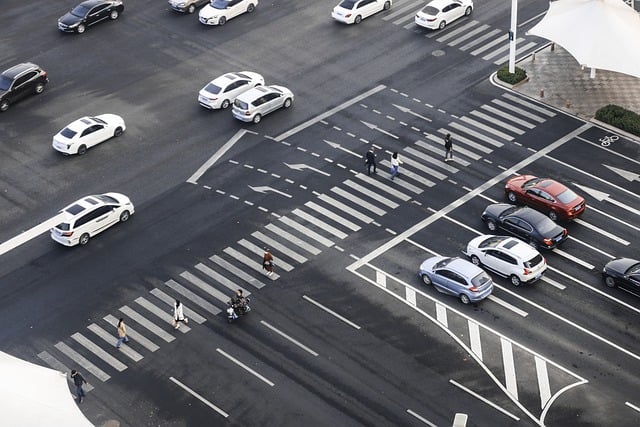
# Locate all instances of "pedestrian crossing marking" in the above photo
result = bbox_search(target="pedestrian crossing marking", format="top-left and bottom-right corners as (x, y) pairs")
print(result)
(180, 271), (233, 303)
(87, 323), (143, 362)
(223, 246), (281, 278)
(481, 104), (536, 129)
(249, 232), (309, 264)
(403, 146), (457, 175)
(330, 187), (387, 216)
(164, 279), (222, 315)
(470, 34), (506, 56)
(238, 237), (296, 271)
(38, 350), (95, 392)
(502, 93), (556, 117)
(491, 99), (546, 123)
(210, 254), (267, 289)
(135, 296), (191, 334)
(494, 41), (537, 65)
(317, 194), (375, 224)
(104, 314), (161, 352)
(419, 136), (479, 162)
(119, 305), (175, 343)
(150, 288), (208, 324)
(435, 20), (479, 43)
(54, 341), (111, 382)
(292, 208), (350, 239)
(432, 129), (493, 155)
(470, 110), (526, 135)
(305, 201), (362, 231)
(279, 216), (336, 247)
(383, 0), (423, 21)
(459, 28), (502, 51)
(450, 122), (506, 147)
(447, 23), (489, 47)
(195, 261), (255, 294)
(343, 180), (400, 209)
(265, 223), (322, 255)
(460, 116), (514, 141)
(71, 332), (128, 372)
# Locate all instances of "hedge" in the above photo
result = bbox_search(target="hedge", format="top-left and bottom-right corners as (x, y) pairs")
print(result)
(496, 66), (527, 85)
(595, 104), (640, 137)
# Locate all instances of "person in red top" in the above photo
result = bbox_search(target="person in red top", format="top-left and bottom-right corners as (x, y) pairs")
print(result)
(263, 249), (274, 276)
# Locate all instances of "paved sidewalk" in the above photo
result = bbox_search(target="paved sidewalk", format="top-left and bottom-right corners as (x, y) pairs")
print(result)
(510, 43), (640, 120)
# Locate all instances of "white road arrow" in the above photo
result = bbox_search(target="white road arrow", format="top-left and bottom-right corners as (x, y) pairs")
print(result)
(284, 163), (330, 176)
(603, 164), (640, 182)
(248, 186), (292, 198)
(360, 120), (399, 140)
(393, 104), (432, 123)
(574, 183), (639, 216)
(324, 140), (361, 157)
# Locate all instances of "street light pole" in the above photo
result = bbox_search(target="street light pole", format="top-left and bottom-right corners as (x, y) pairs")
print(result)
(508, 0), (518, 73)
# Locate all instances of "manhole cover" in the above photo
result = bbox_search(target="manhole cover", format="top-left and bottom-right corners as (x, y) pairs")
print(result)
(433, 50), (445, 57)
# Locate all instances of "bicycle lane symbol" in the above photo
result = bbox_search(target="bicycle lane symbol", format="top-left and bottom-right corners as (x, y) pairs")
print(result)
(599, 134), (619, 146)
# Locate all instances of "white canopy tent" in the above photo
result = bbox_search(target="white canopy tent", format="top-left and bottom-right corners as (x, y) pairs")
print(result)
(0, 351), (94, 427)
(528, 0), (640, 78)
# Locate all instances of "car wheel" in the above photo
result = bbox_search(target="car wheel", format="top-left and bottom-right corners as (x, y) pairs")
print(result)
(77, 145), (87, 155)
(486, 219), (497, 231)
(79, 233), (90, 246)
(188, 4), (196, 13)
(218, 16), (226, 25)
(247, 3), (255, 12)
(548, 210), (558, 221)
(221, 99), (230, 109)
(470, 255), (481, 266)
(465, 6), (472, 16)
(35, 83), (45, 94)
(460, 294), (471, 304)
(384, 1), (391, 10)
(354, 15), (362, 24)
(283, 98), (292, 108)
(253, 114), (262, 124)
(604, 276), (617, 288)
(110, 10), (119, 20)
(439, 20), (446, 30)
(421, 274), (432, 286)
(114, 127), (123, 137)
(119, 210), (130, 222)
(0, 99), (9, 112)
(510, 275), (522, 287)
(507, 191), (517, 203)
(77, 24), (85, 33)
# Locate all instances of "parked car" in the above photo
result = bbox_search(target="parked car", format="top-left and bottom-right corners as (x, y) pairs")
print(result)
(52, 114), (125, 155)
(418, 256), (494, 304)
(51, 193), (134, 246)
(0, 63), (48, 112)
(505, 175), (586, 221)
(199, 0), (257, 26)
(481, 203), (568, 250)
(198, 71), (264, 110)
(58, 0), (124, 33)
(331, 0), (392, 24)
(602, 258), (640, 294)
(415, 0), (473, 30)
(168, 0), (208, 14)
(232, 84), (293, 123)
(465, 235), (547, 286)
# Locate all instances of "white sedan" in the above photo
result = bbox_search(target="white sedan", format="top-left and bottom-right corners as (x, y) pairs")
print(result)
(332, 0), (392, 24)
(198, 71), (264, 109)
(415, 0), (473, 30)
(199, 0), (258, 26)
(52, 114), (126, 155)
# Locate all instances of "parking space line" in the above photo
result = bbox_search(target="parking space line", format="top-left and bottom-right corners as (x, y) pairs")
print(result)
(487, 295), (529, 317)
(553, 248), (596, 269)
(574, 218), (630, 245)
(540, 276), (566, 290)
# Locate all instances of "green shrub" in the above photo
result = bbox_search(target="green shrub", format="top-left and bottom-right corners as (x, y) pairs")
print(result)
(497, 66), (527, 85)
(595, 104), (640, 137)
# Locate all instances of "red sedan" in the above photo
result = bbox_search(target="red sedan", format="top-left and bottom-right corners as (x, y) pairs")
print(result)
(504, 175), (586, 221)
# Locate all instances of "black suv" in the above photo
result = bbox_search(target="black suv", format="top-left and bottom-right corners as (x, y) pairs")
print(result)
(0, 63), (49, 112)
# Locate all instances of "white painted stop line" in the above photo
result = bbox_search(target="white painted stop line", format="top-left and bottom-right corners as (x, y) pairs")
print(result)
(0, 212), (66, 256)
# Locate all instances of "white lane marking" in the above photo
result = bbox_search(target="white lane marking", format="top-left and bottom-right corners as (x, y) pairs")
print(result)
(406, 286), (416, 306)
(587, 205), (640, 232)
(376, 270), (387, 288)
(449, 379), (520, 421)
(540, 276), (566, 290)
(302, 295), (361, 330)
(575, 135), (640, 166)
(566, 235), (615, 259)
(260, 321), (319, 356)
(626, 401), (640, 413)
(0, 212), (66, 256)
(169, 377), (229, 418)
(216, 348), (274, 387)
(487, 295), (529, 317)
(187, 129), (253, 184)
(275, 85), (386, 141)
(54, 341), (110, 382)
(553, 248), (595, 270)
(501, 339), (518, 399)
(406, 409), (438, 427)
(71, 332), (128, 372)
(436, 303), (448, 327)
(573, 218), (629, 245)
(104, 314), (160, 352)
(468, 320), (483, 361)
(535, 356), (551, 409)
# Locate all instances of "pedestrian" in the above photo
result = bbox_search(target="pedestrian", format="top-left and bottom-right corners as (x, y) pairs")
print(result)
(71, 369), (87, 403)
(263, 249), (274, 276)
(172, 299), (188, 329)
(115, 318), (130, 348)
(444, 133), (454, 161)
(365, 147), (377, 175)
(390, 151), (402, 180)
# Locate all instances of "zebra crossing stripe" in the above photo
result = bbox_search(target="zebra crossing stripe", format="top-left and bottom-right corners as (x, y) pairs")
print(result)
(119, 305), (175, 343)
(292, 208), (350, 239)
(380, 155), (440, 185)
(180, 271), (230, 303)
(104, 314), (160, 352)
(433, 129), (492, 155)
(38, 350), (95, 391)
(343, 180), (399, 209)
(491, 99), (546, 123)
(164, 279), (222, 315)
(447, 23), (489, 47)
(150, 288), (207, 324)
(482, 37), (521, 61)
(71, 332), (127, 372)
(468, 320), (483, 361)
(135, 296), (191, 334)
(450, 121), (505, 147)
(330, 187), (387, 216)
(317, 194), (374, 224)
(460, 116), (514, 141)
(87, 323), (143, 362)
(195, 261), (255, 293)
(403, 146), (457, 175)
(265, 223), (322, 255)
(224, 245), (282, 278)
(248, 232), (308, 264)
(419, 136), (479, 162)
(209, 254), (267, 289)
(436, 20), (479, 43)
(535, 356), (552, 409)
(305, 201), (361, 231)
(54, 341), (111, 382)
(238, 238), (295, 271)
(353, 174), (413, 201)
(279, 216), (336, 247)
(494, 41), (537, 65)
(502, 93), (556, 117)
(384, 0), (423, 21)
(459, 28), (501, 51)
(470, 110), (526, 135)
(470, 34), (506, 56)
(481, 104), (536, 129)
(501, 338), (518, 399)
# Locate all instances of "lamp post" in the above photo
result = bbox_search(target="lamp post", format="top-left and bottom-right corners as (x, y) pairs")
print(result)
(508, 0), (518, 73)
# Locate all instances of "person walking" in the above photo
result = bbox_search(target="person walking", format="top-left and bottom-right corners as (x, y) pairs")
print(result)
(390, 151), (402, 180)
(263, 249), (274, 276)
(71, 369), (87, 403)
(173, 299), (188, 329)
(115, 318), (130, 348)
(365, 147), (377, 175)
(444, 133), (454, 162)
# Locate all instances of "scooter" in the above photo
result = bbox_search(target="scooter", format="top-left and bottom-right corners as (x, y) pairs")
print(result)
(226, 298), (251, 323)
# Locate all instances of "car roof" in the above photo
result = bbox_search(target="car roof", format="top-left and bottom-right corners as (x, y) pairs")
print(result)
(61, 194), (114, 217)
(535, 179), (567, 195)
(495, 237), (538, 258)
(2, 63), (40, 78)
(509, 206), (549, 225)
(79, 0), (107, 7)
(66, 117), (97, 131)
(236, 85), (273, 102)
(446, 257), (484, 278)
(426, 0), (462, 9)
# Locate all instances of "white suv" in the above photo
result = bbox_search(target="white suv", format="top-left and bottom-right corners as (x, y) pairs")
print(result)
(464, 235), (547, 286)
(51, 193), (134, 246)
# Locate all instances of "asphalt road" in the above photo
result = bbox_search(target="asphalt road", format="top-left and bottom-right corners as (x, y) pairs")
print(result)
(1, 0), (639, 426)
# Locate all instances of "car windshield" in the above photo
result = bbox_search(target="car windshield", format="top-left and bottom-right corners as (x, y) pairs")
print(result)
(234, 99), (248, 109)
(471, 271), (491, 287)
(522, 177), (544, 188)
(534, 217), (556, 234)
(61, 128), (77, 138)
(556, 188), (579, 204)
(627, 263), (640, 275)
(422, 5), (440, 14)
(211, 0), (230, 9)
(501, 205), (519, 217)
(434, 257), (453, 269)
(478, 236), (504, 248)
(94, 194), (119, 204)
(0, 75), (13, 90)
(55, 222), (71, 231)
(92, 117), (107, 125)
(204, 83), (222, 94)
(524, 254), (544, 268)
(71, 4), (91, 17)
(339, 0), (357, 9)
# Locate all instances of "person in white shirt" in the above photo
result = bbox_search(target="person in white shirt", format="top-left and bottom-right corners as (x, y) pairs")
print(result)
(390, 151), (402, 180)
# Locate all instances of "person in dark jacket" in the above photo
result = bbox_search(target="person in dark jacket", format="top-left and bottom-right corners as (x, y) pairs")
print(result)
(71, 369), (87, 403)
(444, 133), (454, 161)
(365, 147), (377, 175)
